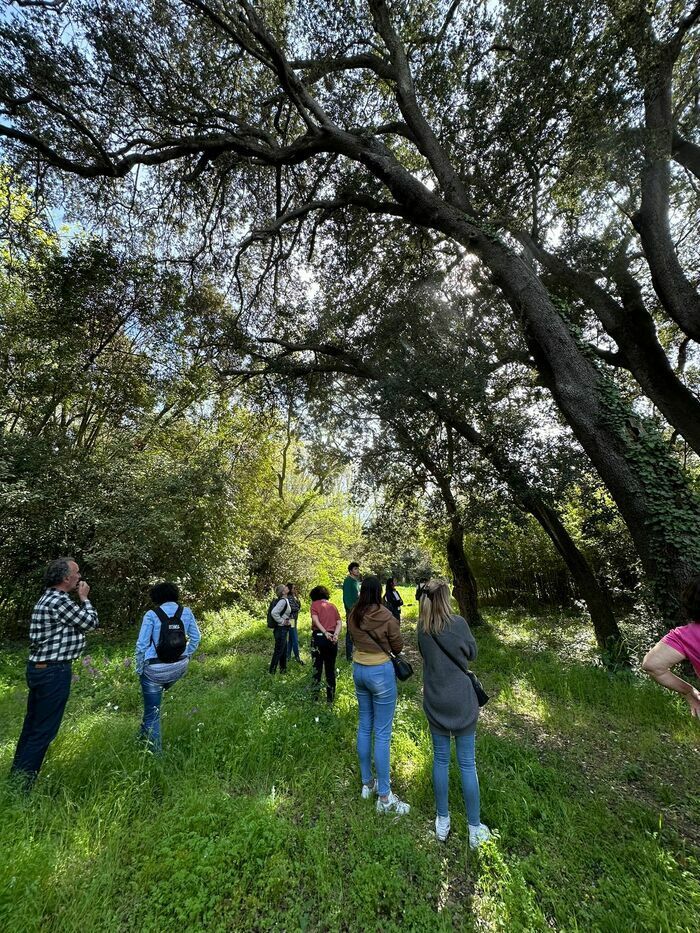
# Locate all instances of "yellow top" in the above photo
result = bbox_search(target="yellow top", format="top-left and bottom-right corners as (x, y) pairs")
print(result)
(353, 649), (390, 666)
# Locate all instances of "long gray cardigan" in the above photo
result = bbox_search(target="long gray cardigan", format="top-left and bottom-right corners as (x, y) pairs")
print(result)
(417, 615), (479, 737)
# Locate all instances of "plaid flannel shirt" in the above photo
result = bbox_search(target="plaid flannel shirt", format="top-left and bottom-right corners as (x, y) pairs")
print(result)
(28, 589), (99, 662)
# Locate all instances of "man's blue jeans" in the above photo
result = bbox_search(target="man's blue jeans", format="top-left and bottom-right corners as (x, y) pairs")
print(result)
(431, 730), (481, 826)
(139, 672), (164, 753)
(11, 661), (73, 787)
(353, 660), (397, 796)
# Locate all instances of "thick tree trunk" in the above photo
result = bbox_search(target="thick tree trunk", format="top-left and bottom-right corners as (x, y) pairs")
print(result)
(606, 273), (700, 456)
(446, 518), (483, 627)
(470, 234), (700, 623)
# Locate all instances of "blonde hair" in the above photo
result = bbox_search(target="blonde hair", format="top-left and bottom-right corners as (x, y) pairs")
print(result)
(418, 579), (454, 635)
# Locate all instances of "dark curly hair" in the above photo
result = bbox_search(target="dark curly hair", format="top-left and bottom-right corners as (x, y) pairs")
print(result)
(309, 585), (330, 601)
(150, 581), (180, 606)
(681, 575), (700, 621)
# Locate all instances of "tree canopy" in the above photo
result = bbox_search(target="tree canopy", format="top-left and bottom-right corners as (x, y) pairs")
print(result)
(1, 0), (700, 649)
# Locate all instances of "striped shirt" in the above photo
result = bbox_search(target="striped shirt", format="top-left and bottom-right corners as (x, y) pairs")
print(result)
(28, 589), (99, 662)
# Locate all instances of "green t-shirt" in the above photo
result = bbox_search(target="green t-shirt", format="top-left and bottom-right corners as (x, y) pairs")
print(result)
(343, 575), (361, 613)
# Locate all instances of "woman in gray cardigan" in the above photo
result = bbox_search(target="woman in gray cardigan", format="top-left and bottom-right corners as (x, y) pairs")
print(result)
(417, 579), (491, 848)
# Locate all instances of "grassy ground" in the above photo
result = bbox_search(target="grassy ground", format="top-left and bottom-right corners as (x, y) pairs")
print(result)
(1, 589), (699, 932)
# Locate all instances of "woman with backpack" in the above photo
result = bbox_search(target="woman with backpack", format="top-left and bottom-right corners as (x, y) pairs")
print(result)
(347, 575), (410, 816)
(383, 578), (403, 620)
(268, 584), (292, 674)
(134, 581), (201, 752)
(417, 578), (491, 848)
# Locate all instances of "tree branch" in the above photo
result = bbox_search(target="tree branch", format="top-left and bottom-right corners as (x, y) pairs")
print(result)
(367, 0), (472, 213)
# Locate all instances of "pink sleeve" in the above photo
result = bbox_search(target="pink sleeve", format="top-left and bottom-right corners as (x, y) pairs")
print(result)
(661, 627), (688, 656)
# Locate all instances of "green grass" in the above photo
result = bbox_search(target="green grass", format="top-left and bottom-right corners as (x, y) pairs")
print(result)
(1, 590), (699, 931)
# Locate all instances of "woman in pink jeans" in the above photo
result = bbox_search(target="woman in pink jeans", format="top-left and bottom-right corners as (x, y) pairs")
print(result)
(642, 576), (700, 718)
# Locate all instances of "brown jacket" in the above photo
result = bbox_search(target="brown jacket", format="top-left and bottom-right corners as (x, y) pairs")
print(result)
(348, 604), (404, 656)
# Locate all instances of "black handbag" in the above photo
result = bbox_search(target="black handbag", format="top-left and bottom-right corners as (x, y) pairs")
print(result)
(362, 624), (414, 681)
(429, 633), (489, 706)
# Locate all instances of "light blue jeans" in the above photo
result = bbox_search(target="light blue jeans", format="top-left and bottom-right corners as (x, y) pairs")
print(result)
(353, 661), (397, 796)
(431, 730), (481, 826)
(286, 625), (300, 660)
(139, 673), (164, 753)
(138, 660), (188, 753)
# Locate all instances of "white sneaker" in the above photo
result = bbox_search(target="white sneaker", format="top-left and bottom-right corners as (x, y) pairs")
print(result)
(376, 792), (410, 815)
(468, 823), (492, 849)
(435, 814), (451, 841)
(361, 780), (377, 799)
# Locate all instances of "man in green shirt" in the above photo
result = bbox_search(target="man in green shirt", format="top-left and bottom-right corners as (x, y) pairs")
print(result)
(342, 561), (361, 661)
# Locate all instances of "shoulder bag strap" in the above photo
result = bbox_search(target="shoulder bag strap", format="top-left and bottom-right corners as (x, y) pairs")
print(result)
(361, 621), (396, 660)
(429, 631), (470, 677)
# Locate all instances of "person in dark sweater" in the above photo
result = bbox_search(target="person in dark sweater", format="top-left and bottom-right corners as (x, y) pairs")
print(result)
(383, 578), (403, 620)
(417, 578), (491, 848)
(285, 583), (304, 664)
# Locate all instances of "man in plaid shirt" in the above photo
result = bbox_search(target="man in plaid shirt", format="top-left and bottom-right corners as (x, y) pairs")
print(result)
(10, 557), (99, 789)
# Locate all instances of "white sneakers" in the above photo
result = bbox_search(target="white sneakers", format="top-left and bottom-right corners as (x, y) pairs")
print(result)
(361, 780), (377, 799)
(468, 822), (492, 849)
(361, 782), (410, 816)
(435, 813), (492, 847)
(376, 791), (410, 815)
(435, 814), (451, 841)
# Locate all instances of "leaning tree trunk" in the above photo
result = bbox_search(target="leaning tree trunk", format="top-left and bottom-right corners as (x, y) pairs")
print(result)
(522, 233), (700, 458)
(398, 390), (630, 665)
(471, 232), (700, 623)
(344, 137), (700, 622)
(526, 497), (630, 667)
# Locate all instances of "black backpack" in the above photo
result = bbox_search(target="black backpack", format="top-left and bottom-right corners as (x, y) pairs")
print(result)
(266, 597), (287, 628)
(152, 604), (187, 662)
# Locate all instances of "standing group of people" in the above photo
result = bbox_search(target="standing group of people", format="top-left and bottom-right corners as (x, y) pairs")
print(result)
(266, 562), (492, 845)
(346, 571), (492, 844)
(9, 556), (700, 851)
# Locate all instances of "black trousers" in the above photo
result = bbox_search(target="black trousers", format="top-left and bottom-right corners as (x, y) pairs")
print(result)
(311, 632), (338, 701)
(11, 661), (73, 787)
(269, 626), (289, 673)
